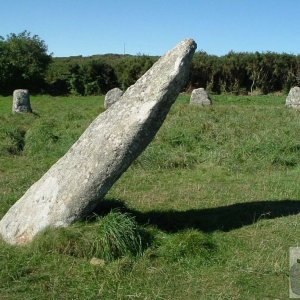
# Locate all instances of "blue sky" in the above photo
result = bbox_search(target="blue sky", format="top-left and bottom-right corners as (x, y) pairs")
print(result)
(0, 0), (299, 57)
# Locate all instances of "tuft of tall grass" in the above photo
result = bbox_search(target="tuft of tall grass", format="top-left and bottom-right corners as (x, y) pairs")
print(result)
(90, 210), (144, 260)
(31, 211), (146, 261)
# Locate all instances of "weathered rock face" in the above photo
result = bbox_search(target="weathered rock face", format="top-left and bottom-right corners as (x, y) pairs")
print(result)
(12, 89), (32, 113)
(0, 39), (197, 245)
(104, 88), (123, 109)
(286, 87), (300, 109)
(190, 88), (212, 106)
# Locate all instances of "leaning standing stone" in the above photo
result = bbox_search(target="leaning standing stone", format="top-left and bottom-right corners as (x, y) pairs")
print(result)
(0, 39), (197, 245)
(286, 87), (300, 109)
(12, 89), (32, 113)
(190, 88), (212, 106)
(104, 88), (123, 109)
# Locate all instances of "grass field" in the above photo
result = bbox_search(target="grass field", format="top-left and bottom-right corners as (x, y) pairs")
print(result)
(0, 93), (299, 299)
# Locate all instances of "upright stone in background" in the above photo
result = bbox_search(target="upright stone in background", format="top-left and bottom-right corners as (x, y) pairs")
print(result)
(104, 87), (123, 109)
(0, 39), (197, 245)
(286, 87), (300, 109)
(12, 89), (32, 113)
(190, 88), (212, 106)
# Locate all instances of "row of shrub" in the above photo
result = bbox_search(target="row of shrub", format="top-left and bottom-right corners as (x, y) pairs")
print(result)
(46, 51), (300, 96)
(45, 54), (156, 96)
(0, 32), (299, 96)
(191, 51), (300, 94)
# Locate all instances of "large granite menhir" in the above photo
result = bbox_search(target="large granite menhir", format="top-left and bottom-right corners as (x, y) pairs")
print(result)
(0, 39), (197, 245)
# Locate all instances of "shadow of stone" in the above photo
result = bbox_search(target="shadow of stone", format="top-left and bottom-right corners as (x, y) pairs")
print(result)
(88, 198), (300, 233)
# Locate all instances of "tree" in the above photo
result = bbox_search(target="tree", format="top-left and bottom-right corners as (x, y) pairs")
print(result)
(81, 60), (119, 95)
(0, 31), (52, 95)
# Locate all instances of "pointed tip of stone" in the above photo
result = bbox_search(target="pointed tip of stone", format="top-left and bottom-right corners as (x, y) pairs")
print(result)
(182, 38), (197, 49)
(170, 39), (197, 58)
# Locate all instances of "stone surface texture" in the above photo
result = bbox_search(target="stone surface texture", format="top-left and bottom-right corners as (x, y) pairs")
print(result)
(0, 39), (197, 245)
(286, 87), (300, 108)
(104, 87), (123, 109)
(12, 89), (32, 113)
(190, 88), (212, 106)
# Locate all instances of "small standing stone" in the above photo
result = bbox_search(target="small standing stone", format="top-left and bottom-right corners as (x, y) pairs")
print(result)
(286, 87), (300, 109)
(104, 88), (123, 109)
(12, 89), (32, 113)
(190, 88), (212, 106)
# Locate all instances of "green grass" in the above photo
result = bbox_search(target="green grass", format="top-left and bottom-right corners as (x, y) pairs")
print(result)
(31, 210), (146, 261)
(0, 93), (299, 299)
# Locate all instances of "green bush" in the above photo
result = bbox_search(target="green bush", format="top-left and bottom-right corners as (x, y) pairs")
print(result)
(0, 31), (52, 95)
